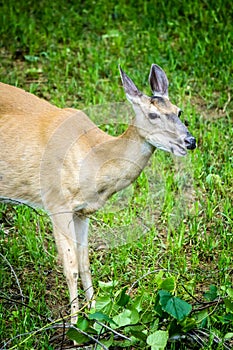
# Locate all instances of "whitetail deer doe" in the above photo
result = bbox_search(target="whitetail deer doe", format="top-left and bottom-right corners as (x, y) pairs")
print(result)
(0, 64), (196, 323)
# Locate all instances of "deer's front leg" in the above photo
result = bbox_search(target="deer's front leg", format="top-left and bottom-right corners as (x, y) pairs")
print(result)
(51, 212), (79, 323)
(73, 214), (94, 307)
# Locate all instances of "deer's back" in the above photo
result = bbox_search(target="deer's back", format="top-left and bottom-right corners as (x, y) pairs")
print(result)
(0, 83), (111, 209)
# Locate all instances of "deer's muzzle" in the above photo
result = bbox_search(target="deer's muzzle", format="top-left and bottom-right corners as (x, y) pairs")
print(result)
(184, 134), (196, 150)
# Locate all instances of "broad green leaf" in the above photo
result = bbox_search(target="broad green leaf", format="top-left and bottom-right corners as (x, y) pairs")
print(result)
(154, 294), (163, 317)
(112, 339), (132, 348)
(196, 309), (208, 324)
(142, 310), (155, 324)
(131, 329), (147, 342)
(98, 280), (118, 289)
(159, 277), (176, 292)
(159, 290), (192, 321)
(224, 333), (233, 340)
(76, 316), (89, 331)
(127, 307), (140, 324)
(227, 288), (233, 298)
(113, 308), (139, 328)
(67, 328), (89, 344)
(150, 318), (159, 333)
(96, 334), (114, 348)
(133, 294), (145, 312)
(155, 271), (164, 286)
(117, 287), (130, 306)
(124, 324), (146, 337)
(223, 314), (233, 322)
(179, 317), (197, 332)
(224, 298), (233, 312)
(89, 311), (117, 325)
(147, 330), (169, 350)
(95, 296), (112, 313)
(204, 285), (218, 301)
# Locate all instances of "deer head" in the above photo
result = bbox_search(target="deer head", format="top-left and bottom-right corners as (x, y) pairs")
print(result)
(119, 64), (196, 156)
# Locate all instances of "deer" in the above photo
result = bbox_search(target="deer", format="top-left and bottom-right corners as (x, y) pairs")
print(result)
(0, 64), (196, 324)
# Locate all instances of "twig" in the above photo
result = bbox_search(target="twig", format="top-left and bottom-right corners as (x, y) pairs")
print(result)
(3, 324), (69, 349)
(0, 197), (41, 216)
(189, 328), (232, 350)
(1, 329), (37, 349)
(0, 294), (52, 322)
(191, 297), (224, 314)
(0, 253), (24, 302)
(181, 283), (202, 304)
(69, 324), (109, 350)
(94, 320), (131, 341)
(3, 321), (108, 350)
(187, 329), (205, 347)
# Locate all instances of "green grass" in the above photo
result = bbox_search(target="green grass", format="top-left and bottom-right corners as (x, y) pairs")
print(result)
(0, 0), (233, 348)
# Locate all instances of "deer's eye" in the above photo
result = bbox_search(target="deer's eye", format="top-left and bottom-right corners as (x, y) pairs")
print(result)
(148, 113), (160, 120)
(178, 110), (183, 118)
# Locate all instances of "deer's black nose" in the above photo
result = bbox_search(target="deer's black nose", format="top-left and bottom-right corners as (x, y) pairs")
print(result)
(185, 135), (196, 150)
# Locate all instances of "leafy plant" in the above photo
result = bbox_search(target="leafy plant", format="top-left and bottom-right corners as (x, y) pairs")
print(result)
(67, 275), (233, 349)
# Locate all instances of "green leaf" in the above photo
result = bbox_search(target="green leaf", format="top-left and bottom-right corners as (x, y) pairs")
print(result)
(95, 296), (113, 313)
(24, 55), (39, 62)
(117, 287), (130, 306)
(96, 334), (114, 348)
(142, 310), (155, 324)
(89, 311), (117, 326)
(155, 271), (165, 286)
(150, 318), (159, 333)
(147, 330), (169, 350)
(224, 333), (233, 340)
(204, 285), (218, 301)
(196, 309), (208, 324)
(113, 308), (139, 328)
(124, 324), (147, 341)
(66, 328), (89, 344)
(76, 316), (89, 331)
(154, 294), (164, 317)
(133, 294), (145, 312)
(224, 298), (233, 312)
(98, 280), (118, 290)
(227, 288), (233, 298)
(159, 290), (192, 321)
(112, 339), (132, 348)
(179, 317), (197, 332)
(159, 277), (176, 292)
(224, 314), (233, 322)
(131, 329), (147, 342)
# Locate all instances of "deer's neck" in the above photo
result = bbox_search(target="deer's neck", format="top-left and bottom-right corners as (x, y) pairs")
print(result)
(119, 124), (155, 173)
(71, 123), (155, 215)
(94, 124), (154, 197)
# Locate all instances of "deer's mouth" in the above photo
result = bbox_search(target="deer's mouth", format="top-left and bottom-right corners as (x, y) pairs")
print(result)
(146, 137), (188, 157)
(169, 142), (187, 157)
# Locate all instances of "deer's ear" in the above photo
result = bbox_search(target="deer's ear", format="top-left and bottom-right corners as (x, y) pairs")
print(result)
(119, 65), (142, 102)
(149, 64), (169, 97)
